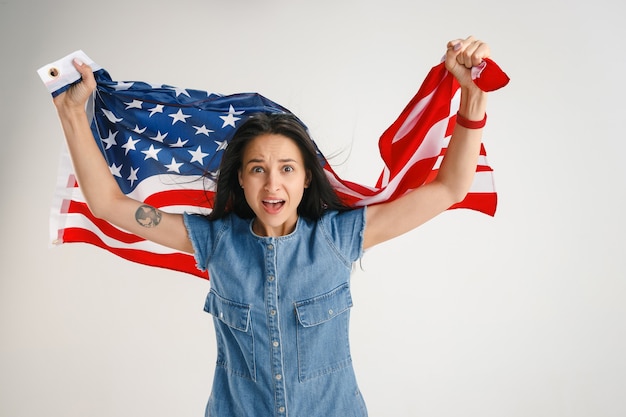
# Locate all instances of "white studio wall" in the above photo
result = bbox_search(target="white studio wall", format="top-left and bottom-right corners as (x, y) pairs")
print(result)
(1, 1), (625, 416)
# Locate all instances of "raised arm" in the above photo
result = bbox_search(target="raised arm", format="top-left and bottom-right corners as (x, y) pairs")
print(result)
(53, 60), (194, 254)
(363, 36), (490, 250)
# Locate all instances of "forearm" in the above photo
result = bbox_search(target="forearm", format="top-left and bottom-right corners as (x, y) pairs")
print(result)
(55, 104), (125, 218)
(435, 85), (487, 201)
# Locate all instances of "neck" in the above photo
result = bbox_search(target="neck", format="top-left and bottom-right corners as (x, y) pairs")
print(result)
(252, 217), (297, 237)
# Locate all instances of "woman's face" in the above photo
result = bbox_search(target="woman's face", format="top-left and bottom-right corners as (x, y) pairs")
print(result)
(238, 133), (310, 237)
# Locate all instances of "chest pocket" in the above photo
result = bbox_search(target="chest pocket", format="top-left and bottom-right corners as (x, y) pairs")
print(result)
(294, 283), (353, 382)
(205, 290), (256, 381)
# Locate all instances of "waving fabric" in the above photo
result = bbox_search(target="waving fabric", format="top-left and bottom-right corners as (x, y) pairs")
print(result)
(38, 51), (508, 279)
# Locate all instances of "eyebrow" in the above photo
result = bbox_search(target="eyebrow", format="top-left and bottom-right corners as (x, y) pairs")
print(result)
(244, 158), (299, 166)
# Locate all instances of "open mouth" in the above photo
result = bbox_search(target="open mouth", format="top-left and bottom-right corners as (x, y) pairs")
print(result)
(262, 199), (285, 213)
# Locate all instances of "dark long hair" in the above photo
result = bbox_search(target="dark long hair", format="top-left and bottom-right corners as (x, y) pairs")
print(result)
(208, 113), (350, 221)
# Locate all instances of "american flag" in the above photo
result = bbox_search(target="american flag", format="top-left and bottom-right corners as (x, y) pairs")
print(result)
(38, 51), (508, 279)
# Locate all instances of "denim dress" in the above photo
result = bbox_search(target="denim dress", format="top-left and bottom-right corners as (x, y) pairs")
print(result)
(184, 208), (368, 417)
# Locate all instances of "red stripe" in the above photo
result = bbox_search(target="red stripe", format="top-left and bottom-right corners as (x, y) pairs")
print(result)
(54, 59), (501, 280)
(437, 143), (489, 158)
(65, 189), (216, 243)
(378, 65), (456, 180)
(61, 227), (208, 279)
(450, 193), (497, 216)
(144, 189), (214, 209)
(67, 200), (145, 244)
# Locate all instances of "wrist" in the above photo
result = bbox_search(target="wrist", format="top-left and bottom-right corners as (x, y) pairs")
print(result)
(55, 103), (91, 138)
(56, 102), (87, 120)
(458, 85), (487, 121)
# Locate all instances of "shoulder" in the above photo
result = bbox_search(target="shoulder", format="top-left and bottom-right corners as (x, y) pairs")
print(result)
(318, 207), (366, 230)
(183, 212), (237, 249)
(184, 212), (251, 272)
(314, 208), (366, 262)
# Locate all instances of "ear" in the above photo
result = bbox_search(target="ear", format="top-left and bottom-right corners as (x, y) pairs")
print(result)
(304, 170), (311, 188)
(238, 169), (243, 188)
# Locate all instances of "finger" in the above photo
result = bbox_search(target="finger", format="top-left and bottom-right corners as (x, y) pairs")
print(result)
(463, 40), (489, 67)
(447, 35), (476, 67)
(445, 39), (464, 67)
(459, 41), (479, 68)
(72, 58), (97, 89)
(456, 38), (490, 68)
(446, 38), (465, 51)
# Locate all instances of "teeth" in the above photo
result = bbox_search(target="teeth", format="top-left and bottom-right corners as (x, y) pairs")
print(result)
(264, 199), (283, 204)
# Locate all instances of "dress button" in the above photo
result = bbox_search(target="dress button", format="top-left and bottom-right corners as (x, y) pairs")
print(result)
(273, 341), (279, 347)
(269, 309), (276, 316)
(268, 244), (274, 250)
(278, 406), (285, 413)
(328, 309), (334, 315)
(268, 275), (275, 282)
(275, 374), (282, 380)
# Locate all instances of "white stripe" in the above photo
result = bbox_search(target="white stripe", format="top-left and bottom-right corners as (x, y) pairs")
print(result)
(391, 89), (437, 144)
(357, 118), (450, 204)
(126, 174), (213, 201)
(469, 170), (496, 193)
(50, 146), (214, 245)
(50, 148), (76, 246)
(57, 212), (183, 254)
(379, 90), (461, 188)
(56, 174), (214, 205)
(160, 205), (212, 215)
(379, 167), (390, 187)
(328, 163), (495, 206)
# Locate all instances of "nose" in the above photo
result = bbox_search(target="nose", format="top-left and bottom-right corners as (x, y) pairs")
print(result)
(264, 170), (280, 192)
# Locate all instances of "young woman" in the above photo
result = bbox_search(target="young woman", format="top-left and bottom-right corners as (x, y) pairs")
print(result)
(52, 36), (491, 417)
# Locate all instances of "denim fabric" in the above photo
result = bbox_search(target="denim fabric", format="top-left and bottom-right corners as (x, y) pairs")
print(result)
(184, 209), (368, 417)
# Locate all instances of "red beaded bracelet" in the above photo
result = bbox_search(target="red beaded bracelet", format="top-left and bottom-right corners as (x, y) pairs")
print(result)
(455, 112), (487, 129)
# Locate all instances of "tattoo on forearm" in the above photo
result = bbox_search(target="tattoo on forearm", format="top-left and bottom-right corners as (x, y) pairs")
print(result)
(135, 204), (162, 228)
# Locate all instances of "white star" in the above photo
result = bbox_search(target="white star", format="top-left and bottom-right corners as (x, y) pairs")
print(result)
(109, 162), (123, 178)
(188, 146), (209, 165)
(193, 124), (214, 136)
(170, 138), (189, 147)
(102, 109), (123, 123)
(101, 130), (118, 149)
(142, 144), (161, 161)
(132, 125), (147, 134)
(214, 140), (228, 152)
(220, 105), (244, 128)
(165, 157), (184, 173)
(128, 167), (140, 187)
(170, 86), (191, 97)
(148, 104), (164, 117)
(121, 136), (140, 155)
(150, 131), (168, 143)
(125, 99), (143, 109)
(113, 81), (133, 91)
(169, 109), (192, 125)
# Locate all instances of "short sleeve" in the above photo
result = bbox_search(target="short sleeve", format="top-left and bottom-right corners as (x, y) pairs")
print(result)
(183, 212), (228, 272)
(319, 208), (366, 264)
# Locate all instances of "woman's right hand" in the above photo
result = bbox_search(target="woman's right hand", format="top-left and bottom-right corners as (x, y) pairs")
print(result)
(52, 59), (97, 112)
(49, 58), (194, 255)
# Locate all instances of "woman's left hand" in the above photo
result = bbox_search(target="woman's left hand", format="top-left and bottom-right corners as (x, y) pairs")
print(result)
(444, 35), (491, 89)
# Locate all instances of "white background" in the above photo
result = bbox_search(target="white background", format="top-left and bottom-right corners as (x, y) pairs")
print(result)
(2, 1), (625, 416)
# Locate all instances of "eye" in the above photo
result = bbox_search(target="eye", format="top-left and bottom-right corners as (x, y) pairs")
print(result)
(282, 165), (294, 173)
(251, 166), (265, 173)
